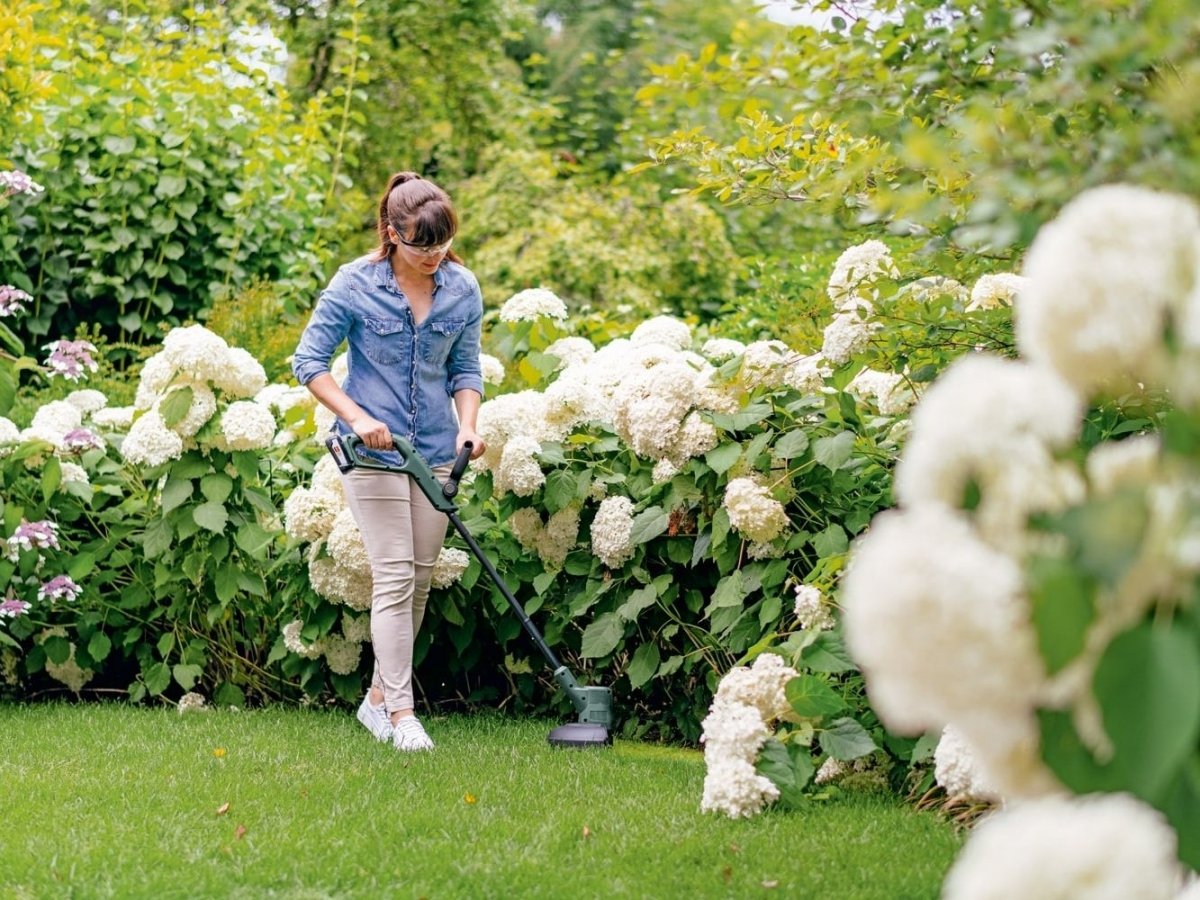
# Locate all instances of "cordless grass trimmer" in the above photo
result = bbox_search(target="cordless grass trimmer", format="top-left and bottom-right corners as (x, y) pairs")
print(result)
(326, 432), (613, 748)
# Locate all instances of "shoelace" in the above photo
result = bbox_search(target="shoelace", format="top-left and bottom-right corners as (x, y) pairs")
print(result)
(393, 717), (434, 751)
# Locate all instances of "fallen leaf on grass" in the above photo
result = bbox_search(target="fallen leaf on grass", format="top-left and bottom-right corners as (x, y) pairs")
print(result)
(762, 880), (779, 889)
(581, 826), (592, 840)
(463, 793), (477, 805)
(728, 842), (741, 854)
(234, 824), (247, 840)
(215, 803), (230, 816)
(213, 748), (226, 758)
(722, 866), (733, 884)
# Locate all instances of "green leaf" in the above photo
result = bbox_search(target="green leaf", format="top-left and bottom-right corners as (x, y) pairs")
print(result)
(200, 473), (233, 504)
(626, 643), (661, 688)
(215, 564), (240, 604)
(543, 470), (575, 513)
(532, 571), (556, 595)
(87, 631), (112, 663)
(616, 584), (658, 622)
(42, 457), (62, 501)
(143, 661), (171, 696)
(786, 674), (846, 719)
(214, 681), (246, 708)
(580, 612), (624, 659)
(232, 452), (260, 482)
(193, 501), (227, 533)
(172, 663), (203, 691)
(811, 524), (848, 558)
(43, 635), (71, 665)
(812, 432), (855, 471)
(773, 429), (810, 459)
(155, 175), (188, 199)
(710, 570), (747, 610)
(710, 402), (773, 432)
(160, 478), (193, 513)
(1027, 556), (1095, 674)
(799, 631), (857, 673)
(158, 386), (194, 428)
(67, 552), (96, 580)
(756, 738), (814, 809)
(157, 632), (176, 658)
(818, 718), (877, 761)
(704, 442), (742, 475)
(234, 522), (274, 558)
(1056, 489), (1149, 587)
(629, 506), (669, 545)
(103, 135), (137, 155)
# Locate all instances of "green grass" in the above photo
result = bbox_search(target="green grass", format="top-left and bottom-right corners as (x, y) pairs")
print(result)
(0, 704), (961, 899)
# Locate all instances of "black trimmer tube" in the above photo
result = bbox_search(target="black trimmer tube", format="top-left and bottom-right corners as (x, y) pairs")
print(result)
(328, 432), (613, 747)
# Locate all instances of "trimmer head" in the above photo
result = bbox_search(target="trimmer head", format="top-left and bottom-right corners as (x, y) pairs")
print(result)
(548, 722), (612, 748)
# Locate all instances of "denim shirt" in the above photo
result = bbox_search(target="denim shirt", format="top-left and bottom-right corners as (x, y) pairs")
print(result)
(292, 254), (485, 468)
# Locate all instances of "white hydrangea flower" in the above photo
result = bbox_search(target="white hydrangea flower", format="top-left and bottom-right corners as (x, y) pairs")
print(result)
(498, 287), (568, 323)
(814, 757), (847, 785)
(161, 324), (232, 385)
(942, 794), (1180, 900)
(325, 510), (371, 578)
(91, 406), (135, 430)
(59, 462), (89, 486)
(842, 505), (1056, 800)
(782, 353), (829, 395)
(933, 724), (997, 801)
(341, 612), (371, 644)
(323, 635), (362, 675)
(1017, 184), (1200, 396)
(212, 347), (268, 399)
(431, 547), (471, 589)
(610, 358), (703, 460)
(313, 402), (336, 441)
(509, 507), (543, 551)
(65, 389), (108, 415)
(120, 410), (185, 467)
(254, 383), (313, 415)
(630, 315), (692, 351)
(722, 478), (789, 544)
(177, 692), (208, 714)
(135, 353), (178, 408)
(827, 240), (899, 311)
(544, 336), (596, 368)
(907, 276), (968, 304)
(157, 383), (217, 438)
(479, 353), (506, 386)
(699, 752), (780, 819)
(538, 507), (580, 569)
(217, 400), (276, 451)
(543, 367), (598, 434)
(849, 369), (913, 416)
(652, 458), (678, 484)
(307, 552), (372, 610)
(701, 338), (747, 362)
(283, 486), (341, 542)
(821, 312), (877, 365)
(282, 620), (324, 659)
(966, 273), (1028, 312)
(495, 434), (546, 497)
(793, 584), (834, 631)
(894, 355), (1085, 553)
(0, 416), (18, 444)
(712, 653), (799, 722)
(476, 390), (554, 474)
(32, 400), (83, 437)
(591, 495), (635, 569)
(738, 340), (793, 390)
(1085, 434), (1161, 496)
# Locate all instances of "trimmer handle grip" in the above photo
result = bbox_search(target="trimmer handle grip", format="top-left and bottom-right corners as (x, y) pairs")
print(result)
(443, 442), (474, 499)
(326, 432), (458, 514)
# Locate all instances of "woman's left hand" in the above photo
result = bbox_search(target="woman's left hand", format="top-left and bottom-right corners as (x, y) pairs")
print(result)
(457, 429), (486, 460)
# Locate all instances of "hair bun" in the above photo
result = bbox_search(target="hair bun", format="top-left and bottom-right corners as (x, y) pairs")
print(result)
(387, 171), (422, 192)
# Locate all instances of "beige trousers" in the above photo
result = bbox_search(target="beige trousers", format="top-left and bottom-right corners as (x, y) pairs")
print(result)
(339, 465), (451, 713)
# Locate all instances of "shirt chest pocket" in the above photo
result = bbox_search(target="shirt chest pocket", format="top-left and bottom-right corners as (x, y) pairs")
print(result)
(422, 318), (465, 366)
(363, 316), (408, 365)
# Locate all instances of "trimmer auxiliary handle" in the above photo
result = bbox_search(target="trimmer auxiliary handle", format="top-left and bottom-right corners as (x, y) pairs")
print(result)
(325, 432), (613, 744)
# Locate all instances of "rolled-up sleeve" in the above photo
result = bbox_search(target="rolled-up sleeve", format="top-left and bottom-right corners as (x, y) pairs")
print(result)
(446, 286), (485, 397)
(292, 276), (353, 386)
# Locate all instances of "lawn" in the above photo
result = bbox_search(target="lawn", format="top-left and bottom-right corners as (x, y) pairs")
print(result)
(0, 704), (962, 899)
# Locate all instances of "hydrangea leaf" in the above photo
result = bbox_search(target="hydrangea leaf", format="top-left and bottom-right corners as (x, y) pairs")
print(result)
(786, 674), (845, 719)
(629, 506), (668, 544)
(1027, 555), (1094, 674)
(626, 642), (661, 688)
(158, 385), (194, 428)
(773, 429), (810, 459)
(160, 478), (193, 514)
(580, 611), (624, 659)
(818, 717), (877, 761)
(192, 501), (227, 534)
(704, 441), (742, 475)
(617, 584), (658, 622)
(812, 432), (855, 471)
(756, 738), (814, 809)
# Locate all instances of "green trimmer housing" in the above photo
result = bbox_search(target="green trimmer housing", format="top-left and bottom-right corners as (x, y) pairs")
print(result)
(327, 433), (614, 748)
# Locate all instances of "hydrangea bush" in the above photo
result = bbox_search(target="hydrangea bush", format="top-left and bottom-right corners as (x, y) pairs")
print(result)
(842, 184), (1200, 890)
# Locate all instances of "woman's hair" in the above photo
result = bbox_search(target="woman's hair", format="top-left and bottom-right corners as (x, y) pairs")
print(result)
(370, 171), (463, 264)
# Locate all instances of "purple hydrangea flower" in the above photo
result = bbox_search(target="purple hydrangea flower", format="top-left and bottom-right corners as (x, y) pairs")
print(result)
(43, 340), (99, 381)
(6, 520), (60, 560)
(62, 428), (105, 453)
(0, 169), (44, 197)
(0, 597), (31, 618)
(0, 285), (32, 317)
(38, 575), (82, 604)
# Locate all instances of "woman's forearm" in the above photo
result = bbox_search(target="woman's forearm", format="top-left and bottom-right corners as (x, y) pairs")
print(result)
(305, 373), (370, 427)
(453, 389), (482, 431)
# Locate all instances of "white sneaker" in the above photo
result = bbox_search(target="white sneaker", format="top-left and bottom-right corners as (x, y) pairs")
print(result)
(356, 695), (393, 742)
(393, 716), (435, 752)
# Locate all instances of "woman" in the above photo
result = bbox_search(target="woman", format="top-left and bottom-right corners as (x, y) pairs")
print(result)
(292, 172), (486, 751)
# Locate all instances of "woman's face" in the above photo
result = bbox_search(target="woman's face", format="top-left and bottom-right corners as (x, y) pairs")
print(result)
(389, 224), (452, 275)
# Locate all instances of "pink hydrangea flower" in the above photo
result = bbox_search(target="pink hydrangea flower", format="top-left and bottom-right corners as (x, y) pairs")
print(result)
(0, 285), (32, 317)
(62, 428), (105, 453)
(0, 597), (31, 618)
(6, 520), (60, 560)
(38, 575), (82, 604)
(43, 340), (99, 381)
(0, 169), (44, 197)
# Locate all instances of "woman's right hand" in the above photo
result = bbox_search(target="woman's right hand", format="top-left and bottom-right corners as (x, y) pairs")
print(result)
(349, 413), (392, 450)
